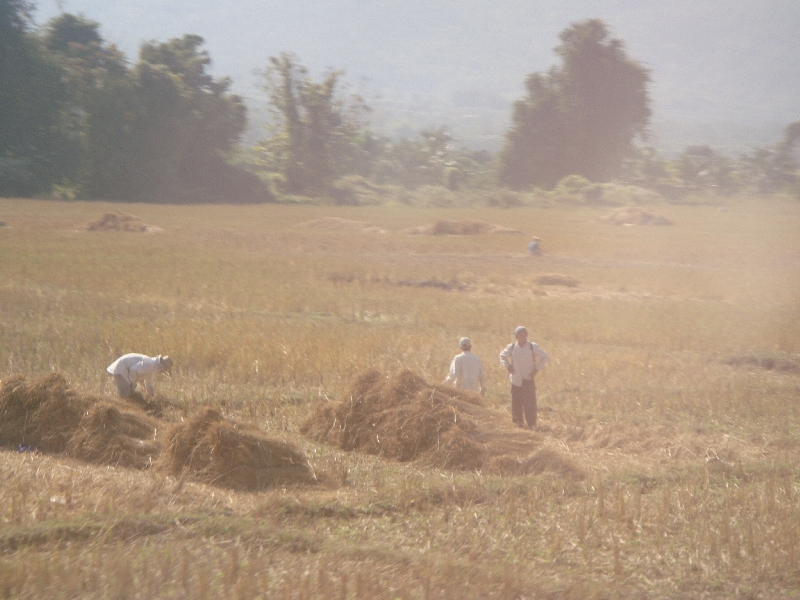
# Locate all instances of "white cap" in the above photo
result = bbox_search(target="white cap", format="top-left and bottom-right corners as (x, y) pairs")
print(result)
(514, 326), (527, 336)
(459, 337), (471, 349)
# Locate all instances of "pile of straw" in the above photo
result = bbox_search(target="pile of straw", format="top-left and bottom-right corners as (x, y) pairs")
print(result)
(0, 373), (159, 468)
(602, 206), (674, 226)
(160, 407), (316, 490)
(299, 217), (386, 233)
(402, 219), (522, 235)
(0, 374), (92, 452)
(302, 370), (486, 470)
(68, 403), (159, 469)
(86, 213), (149, 232)
(303, 369), (586, 476)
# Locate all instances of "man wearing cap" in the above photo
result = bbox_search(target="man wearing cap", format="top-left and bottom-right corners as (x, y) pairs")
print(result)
(106, 353), (173, 399)
(499, 326), (549, 429)
(443, 337), (486, 395)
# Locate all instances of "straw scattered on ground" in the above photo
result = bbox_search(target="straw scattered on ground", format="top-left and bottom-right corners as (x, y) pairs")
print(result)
(301, 369), (584, 476)
(401, 219), (522, 235)
(298, 217), (386, 233)
(601, 206), (674, 226)
(159, 407), (316, 491)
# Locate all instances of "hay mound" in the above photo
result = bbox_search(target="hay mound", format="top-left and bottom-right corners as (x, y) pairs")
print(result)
(537, 274), (579, 287)
(299, 217), (386, 233)
(0, 373), (160, 468)
(0, 373), (92, 452)
(602, 206), (674, 226)
(301, 370), (514, 470)
(67, 403), (159, 469)
(402, 219), (522, 235)
(160, 407), (316, 490)
(87, 213), (150, 232)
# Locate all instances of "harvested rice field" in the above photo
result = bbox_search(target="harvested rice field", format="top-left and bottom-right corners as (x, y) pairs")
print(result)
(0, 196), (799, 599)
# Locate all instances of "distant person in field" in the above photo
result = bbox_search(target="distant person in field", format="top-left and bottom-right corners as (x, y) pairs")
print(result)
(527, 237), (541, 255)
(499, 326), (549, 429)
(443, 337), (486, 395)
(106, 353), (173, 400)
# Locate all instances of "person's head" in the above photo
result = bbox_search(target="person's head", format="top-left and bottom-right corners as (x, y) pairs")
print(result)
(514, 326), (528, 344)
(459, 337), (472, 352)
(158, 355), (174, 375)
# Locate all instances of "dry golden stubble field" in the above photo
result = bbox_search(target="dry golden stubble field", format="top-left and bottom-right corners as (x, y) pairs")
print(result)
(0, 196), (799, 599)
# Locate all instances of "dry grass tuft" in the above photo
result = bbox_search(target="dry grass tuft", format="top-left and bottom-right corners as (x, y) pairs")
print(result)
(401, 219), (522, 235)
(159, 407), (316, 490)
(67, 403), (160, 469)
(602, 206), (674, 226)
(302, 369), (557, 471)
(298, 217), (386, 233)
(0, 373), (94, 452)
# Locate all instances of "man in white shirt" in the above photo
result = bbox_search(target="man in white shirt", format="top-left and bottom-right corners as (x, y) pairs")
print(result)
(106, 353), (173, 399)
(499, 326), (549, 429)
(443, 337), (486, 395)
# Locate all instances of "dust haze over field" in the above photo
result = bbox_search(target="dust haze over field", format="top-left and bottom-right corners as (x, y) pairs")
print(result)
(33, 0), (800, 152)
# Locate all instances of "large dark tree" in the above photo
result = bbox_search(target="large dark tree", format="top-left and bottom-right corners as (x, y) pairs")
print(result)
(0, 0), (72, 195)
(499, 19), (651, 189)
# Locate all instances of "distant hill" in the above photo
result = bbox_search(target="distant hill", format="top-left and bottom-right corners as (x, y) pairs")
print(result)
(35, 0), (800, 153)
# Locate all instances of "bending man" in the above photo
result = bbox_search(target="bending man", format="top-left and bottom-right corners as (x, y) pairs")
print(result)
(106, 353), (173, 399)
(499, 326), (549, 429)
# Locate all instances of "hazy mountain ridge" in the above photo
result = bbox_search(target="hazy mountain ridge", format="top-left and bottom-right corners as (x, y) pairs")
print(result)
(34, 0), (800, 153)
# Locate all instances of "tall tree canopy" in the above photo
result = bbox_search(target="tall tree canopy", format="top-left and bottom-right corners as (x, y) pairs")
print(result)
(259, 53), (367, 194)
(0, 0), (71, 195)
(499, 19), (651, 190)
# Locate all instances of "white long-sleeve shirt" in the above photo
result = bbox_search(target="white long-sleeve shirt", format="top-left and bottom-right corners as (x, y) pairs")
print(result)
(499, 341), (549, 387)
(444, 351), (486, 392)
(106, 353), (163, 396)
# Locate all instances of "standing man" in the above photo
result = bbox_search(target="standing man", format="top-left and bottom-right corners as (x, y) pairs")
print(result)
(499, 326), (549, 429)
(106, 353), (173, 399)
(443, 337), (486, 395)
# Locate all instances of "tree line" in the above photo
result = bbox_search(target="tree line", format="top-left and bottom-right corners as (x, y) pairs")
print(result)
(1, 2), (798, 202)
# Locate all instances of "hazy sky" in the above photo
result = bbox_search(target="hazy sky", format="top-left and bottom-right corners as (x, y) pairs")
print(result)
(34, 0), (800, 151)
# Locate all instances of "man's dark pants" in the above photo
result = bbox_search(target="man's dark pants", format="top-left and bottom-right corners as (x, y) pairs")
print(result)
(511, 378), (537, 427)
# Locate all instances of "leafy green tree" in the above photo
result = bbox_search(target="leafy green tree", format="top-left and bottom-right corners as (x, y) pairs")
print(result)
(259, 53), (368, 194)
(44, 13), (134, 198)
(738, 121), (800, 196)
(499, 19), (651, 189)
(0, 0), (72, 195)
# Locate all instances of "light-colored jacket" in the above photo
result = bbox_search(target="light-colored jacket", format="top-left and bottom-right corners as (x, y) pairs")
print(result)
(107, 354), (164, 396)
(499, 341), (549, 387)
(444, 351), (486, 392)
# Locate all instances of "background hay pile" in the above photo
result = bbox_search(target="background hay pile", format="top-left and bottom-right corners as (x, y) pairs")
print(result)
(401, 219), (522, 235)
(87, 212), (149, 232)
(298, 217), (386, 233)
(602, 206), (674, 226)
(0, 373), (159, 468)
(160, 407), (316, 490)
